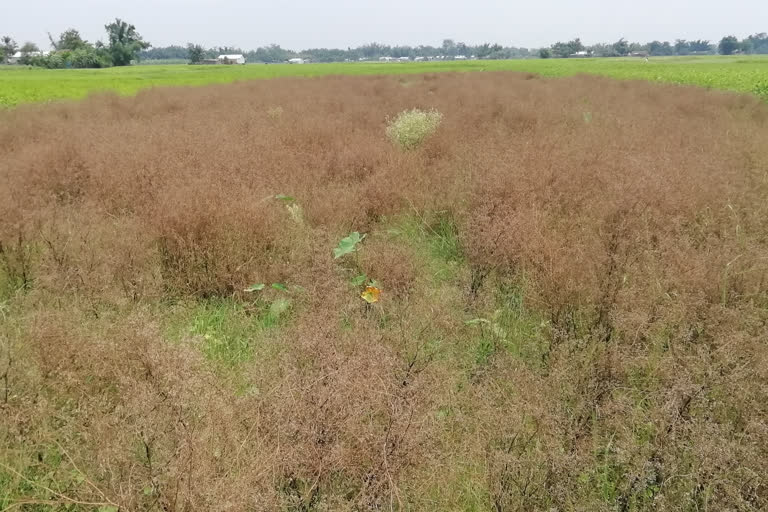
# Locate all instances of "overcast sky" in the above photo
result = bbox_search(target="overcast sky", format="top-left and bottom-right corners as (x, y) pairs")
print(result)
(6, 0), (768, 50)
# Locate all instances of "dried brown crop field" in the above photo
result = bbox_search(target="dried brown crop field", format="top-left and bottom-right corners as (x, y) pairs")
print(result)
(1, 72), (767, 511)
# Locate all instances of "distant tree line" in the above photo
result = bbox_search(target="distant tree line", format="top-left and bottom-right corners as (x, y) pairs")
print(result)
(539, 34), (768, 58)
(138, 33), (768, 64)
(1, 19), (149, 68)
(3, 28), (767, 66)
(140, 39), (533, 63)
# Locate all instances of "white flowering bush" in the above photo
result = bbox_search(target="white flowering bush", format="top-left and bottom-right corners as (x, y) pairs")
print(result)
(386, 108), (443, 150)
(266, 106), (284, 120)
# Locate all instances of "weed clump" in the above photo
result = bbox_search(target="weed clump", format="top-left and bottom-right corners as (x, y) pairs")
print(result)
(386, 108), (443, 150)
(266, 105), (284, 120)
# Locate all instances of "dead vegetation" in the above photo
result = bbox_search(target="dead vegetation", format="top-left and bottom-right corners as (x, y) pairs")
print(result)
(1, 72), (767, 511)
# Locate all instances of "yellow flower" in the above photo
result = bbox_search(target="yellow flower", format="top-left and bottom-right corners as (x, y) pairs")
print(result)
(361, 286), (381, 304)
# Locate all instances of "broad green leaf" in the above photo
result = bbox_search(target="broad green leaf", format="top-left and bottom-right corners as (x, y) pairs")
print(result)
(244, 283), (266, 292)
(274, 194), (295, 202)
(333, 232), (366, 259)
(97, 507), (118, 512)
(351, 274), (368, 286)
(271, 283), (288, 291)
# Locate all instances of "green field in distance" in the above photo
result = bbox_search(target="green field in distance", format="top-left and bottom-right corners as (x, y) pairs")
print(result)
(1, 55), (767, 107)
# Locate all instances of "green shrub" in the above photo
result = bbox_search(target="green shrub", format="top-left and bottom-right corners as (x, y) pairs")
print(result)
(386, 108), (443, 150)
(28, 48), (112, 69)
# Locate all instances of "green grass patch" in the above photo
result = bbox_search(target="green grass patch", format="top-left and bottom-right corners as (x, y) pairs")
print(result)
(0, 444), (95, 512)
(382, 213), (549, 373)
(386, 211), (464, 285)
(166, 296), (291, 367)
(463, 279), (550, 372)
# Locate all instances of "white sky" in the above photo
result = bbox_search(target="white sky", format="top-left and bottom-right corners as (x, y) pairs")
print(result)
(5, 0), (768, 50)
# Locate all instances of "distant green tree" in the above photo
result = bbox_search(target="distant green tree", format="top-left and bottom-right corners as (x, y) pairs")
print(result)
(303, 47), (353, 62)
(486, 44), (506, 59)
(745, 33), (768, 54)
(391, 45), (413, 58)
(187, 43), (205, 64)
(1, 36), (17, 63)
(250, 44), (296, 63)
(139, 45), (187, 60)
(674, 39), (690, 55)
(689, 40), (713, 53)
(475, 43), (492, 58)
(442, 39), (457, 56)
(413, 44), (438, 58)
(357, 42), (389, 59)
(612, 38), (630, 56)
(539, 48), (551, 59)
(18, 42), (40, 64)
(648, 40), (674, 56)
(105, 18), (150, 66)
(718, 35), (740, 55)
(551, 38), (584, 58)
(550, 42), (568, 58)
(587, 43), (614, 57)
(49, 29), (89, 51)
(27, 46), (112, 69)
(20, 42), (39, 54)
(473, 43), (503, 59)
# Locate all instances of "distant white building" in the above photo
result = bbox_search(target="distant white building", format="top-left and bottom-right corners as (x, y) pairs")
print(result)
(398, 56), (410, 62)
(379, 56), (394, 62)
(288, 58), (305, 64)
(217, 54), (246, 65)
(454, 55), (467, 60)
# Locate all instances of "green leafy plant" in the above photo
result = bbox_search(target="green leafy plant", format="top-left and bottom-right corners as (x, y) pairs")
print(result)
(386, 108), (443, 150)
(333, 233), (383, 304)
(333, 232), (366, 259)
(350, 273), (380, 287)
